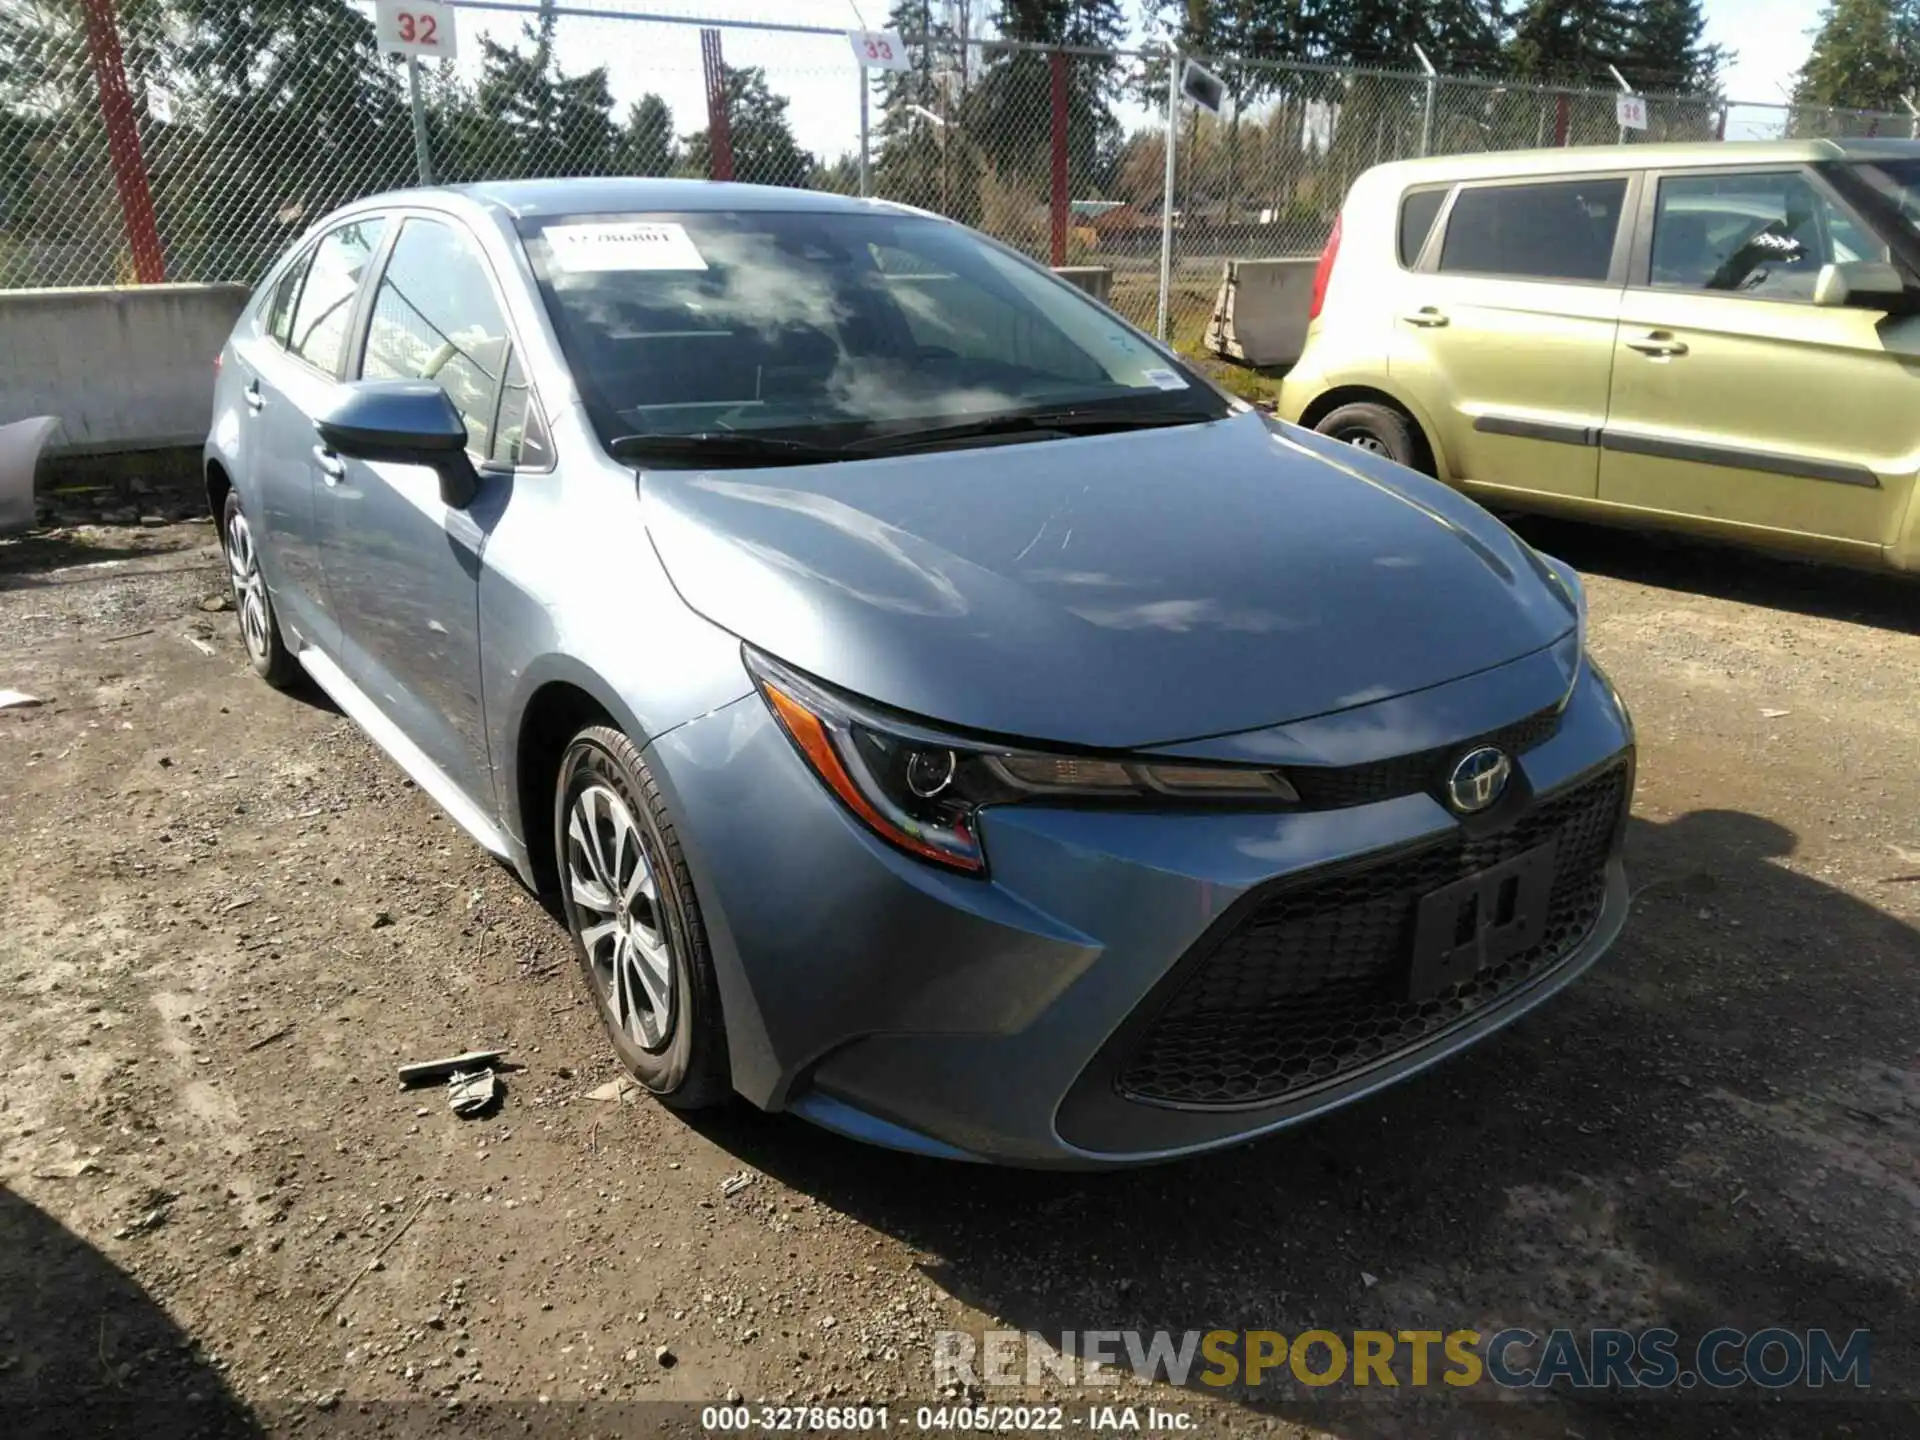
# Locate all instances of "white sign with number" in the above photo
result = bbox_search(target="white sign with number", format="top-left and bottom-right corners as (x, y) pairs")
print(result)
(376, 0), (459, 61)
(1616, 93), (1648, 130)
(848, 29), (909, 71)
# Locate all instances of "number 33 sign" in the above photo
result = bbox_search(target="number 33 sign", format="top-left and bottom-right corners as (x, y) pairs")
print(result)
(847, 29), (910, 71)
(377, 0), (460, 61)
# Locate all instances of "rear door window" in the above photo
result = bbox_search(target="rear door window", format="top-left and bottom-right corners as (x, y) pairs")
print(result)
(288, 217), (386, 374)
(262, 250), (311, 348)
(1438, 179), (1628, 283)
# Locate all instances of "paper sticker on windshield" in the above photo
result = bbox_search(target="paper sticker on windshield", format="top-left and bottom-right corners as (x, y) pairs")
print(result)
(544, 222), (708, 273)
(1139, 368), (1189, 391)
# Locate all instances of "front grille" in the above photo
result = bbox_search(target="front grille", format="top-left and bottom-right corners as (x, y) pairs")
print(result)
(1117, 761), (1628, 1109)
(1286, 705), (1564, 810)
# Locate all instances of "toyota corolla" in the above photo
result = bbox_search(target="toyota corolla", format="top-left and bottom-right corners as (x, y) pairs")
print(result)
(205, 179), (1634, 1167)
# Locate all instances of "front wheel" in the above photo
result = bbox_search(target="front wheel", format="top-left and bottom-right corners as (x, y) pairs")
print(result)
(554, 725), (731, 1108)
(1314, 402), (1423, 471)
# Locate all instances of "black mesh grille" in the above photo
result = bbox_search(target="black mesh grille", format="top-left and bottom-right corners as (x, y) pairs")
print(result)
(1117, 762), (1628, 1109)
(1286, 705), (1564, 811)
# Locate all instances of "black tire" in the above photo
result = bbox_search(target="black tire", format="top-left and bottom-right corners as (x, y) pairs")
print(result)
(1315, 402), (1423, 470)
(219, 489), (300, 688)
(554, 725), (731, 1109)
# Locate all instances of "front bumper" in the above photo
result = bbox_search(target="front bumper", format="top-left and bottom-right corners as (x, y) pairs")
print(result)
(644, 647), (1634, 1168)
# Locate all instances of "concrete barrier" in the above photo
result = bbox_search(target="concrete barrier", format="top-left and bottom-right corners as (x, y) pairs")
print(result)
(0, 283), (250, 456)
(1052, 266), (1114, 305)
(1204, 258), (1317, 368)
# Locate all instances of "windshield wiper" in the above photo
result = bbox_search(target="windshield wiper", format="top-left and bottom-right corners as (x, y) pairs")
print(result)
(608, 432), (847, 467)
(844, 406), (1214, 455)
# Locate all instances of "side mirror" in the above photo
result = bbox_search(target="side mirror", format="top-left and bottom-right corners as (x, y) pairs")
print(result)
(314, 381), (480, 509)
(1813, 259), (1908, 311)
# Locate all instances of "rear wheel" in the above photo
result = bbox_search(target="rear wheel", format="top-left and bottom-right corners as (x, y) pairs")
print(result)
(220, 490), (299, 688)
(1315, 402), (1422, 470)
(555, 725), (731, 1108)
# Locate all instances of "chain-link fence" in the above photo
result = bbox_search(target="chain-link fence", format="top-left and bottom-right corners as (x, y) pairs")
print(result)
(5, 1), (1913, 344)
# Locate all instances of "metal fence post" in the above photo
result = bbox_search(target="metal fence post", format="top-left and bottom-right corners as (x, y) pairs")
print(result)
(1609, 64), (1633, 145)
(407, 58), (435, 185)
(1413, 44), (1436, 157)
(1049, 51), (1068, 267)
(1904, 95), (1919, 140)
(858, 67), (871, 197)
(79, 0), (165, 283)
(1156, 48), (1178, 342)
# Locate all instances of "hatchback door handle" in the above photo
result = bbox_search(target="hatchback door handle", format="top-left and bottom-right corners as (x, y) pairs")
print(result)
(1402, 308), (1449, 328)
(243, 381), (264, 412)
(313, 445), (346, 485)
(1626, 332), (1688, 357)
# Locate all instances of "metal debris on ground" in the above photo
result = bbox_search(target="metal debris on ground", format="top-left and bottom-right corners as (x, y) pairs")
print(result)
(186, 635), (217, 656)
(447, 1068), (499, 1118)
(0, 690), (44, 709)
(585, 1076), (641, 1103)
(720, 1171), (756, 1198)
(398, 1049), (507, 1087)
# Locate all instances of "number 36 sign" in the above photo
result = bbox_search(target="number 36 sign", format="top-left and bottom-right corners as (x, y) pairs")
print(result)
(376, 0), (459, 61)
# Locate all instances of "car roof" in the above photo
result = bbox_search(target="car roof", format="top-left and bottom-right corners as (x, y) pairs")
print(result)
(383, 177), (902, 221)
(1365, 136), (1920, 186)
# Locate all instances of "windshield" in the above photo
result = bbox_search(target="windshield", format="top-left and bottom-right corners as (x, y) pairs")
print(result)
(1838, 158), (1920, 241)
(518, 209), (1225, 451)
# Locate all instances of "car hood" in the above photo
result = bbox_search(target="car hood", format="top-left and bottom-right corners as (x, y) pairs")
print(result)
(640, 411), (1575, 750)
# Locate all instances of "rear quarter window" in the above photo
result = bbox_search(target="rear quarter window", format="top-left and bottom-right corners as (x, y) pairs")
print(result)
(1398, 188), (1448, 267)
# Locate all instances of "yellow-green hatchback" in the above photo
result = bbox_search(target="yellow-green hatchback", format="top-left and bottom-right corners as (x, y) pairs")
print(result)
(1279, 139), (1920, 573)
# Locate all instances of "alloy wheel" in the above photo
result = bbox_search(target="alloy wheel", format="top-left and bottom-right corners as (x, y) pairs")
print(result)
(565, 782), (675, 1051)
(225, 510), (271, 661)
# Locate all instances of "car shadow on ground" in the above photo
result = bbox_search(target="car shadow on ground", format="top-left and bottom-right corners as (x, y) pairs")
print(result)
(1503, 515), (1920, 637)
(691, 808), (1920, 1438)
(0, 1187), (259, 1438)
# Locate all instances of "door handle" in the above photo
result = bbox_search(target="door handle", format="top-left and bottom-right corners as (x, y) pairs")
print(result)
(1626, 332), (1689, 357)
(243, 381), (264, 412)
(312, 445), (346, 485)
(1401, 308), (1450, 328)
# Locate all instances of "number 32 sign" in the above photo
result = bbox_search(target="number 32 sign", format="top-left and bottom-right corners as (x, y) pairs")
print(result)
(377, 0), (460, 61)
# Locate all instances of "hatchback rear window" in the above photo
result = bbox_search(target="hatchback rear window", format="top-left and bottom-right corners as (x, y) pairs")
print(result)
(1398, 188), (1447, 267)
(1438, 178), (1627, 283)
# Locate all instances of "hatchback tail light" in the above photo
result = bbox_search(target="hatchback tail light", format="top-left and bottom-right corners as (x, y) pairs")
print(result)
(213, 351), (222, 377)
(1308, 215), (1343, 321)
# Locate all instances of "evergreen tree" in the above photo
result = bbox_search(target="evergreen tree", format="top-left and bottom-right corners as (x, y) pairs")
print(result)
(1620, 0), (1725, 92)
(616, 94), (678, 176)
(873, 1), (960, 212)
(451, 0), (619, 179)
(1793, 0), (1920, 111)
(1506, 0), (1635, 85)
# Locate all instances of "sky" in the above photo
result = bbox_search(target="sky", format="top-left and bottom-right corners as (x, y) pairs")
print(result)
(393, 0), (1825, 164)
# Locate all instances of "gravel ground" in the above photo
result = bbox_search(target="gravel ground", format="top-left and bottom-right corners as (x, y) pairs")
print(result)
(0, 509), (1915, 1440)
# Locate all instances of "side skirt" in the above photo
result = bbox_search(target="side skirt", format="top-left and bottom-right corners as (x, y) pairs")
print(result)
(296, 645), (514, 860)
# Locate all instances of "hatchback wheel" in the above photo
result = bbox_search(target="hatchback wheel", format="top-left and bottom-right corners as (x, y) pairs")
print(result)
(221, 491), (299, 687)
(555, 725), (730, 1108)
(1314, 402), (1422, 471)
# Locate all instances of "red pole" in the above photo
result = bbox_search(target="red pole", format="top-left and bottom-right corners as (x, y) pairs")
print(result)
(1049, 52), (1068, 266)
(80, 0), (165, 283)
(1553, 93), (1571, 147)
(700, 28), (735, 182)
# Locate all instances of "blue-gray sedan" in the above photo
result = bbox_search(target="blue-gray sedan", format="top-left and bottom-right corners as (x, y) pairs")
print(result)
(205, 179), (1634, 1167)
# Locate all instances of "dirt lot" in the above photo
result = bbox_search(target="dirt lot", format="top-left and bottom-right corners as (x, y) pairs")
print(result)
(1, 504), (1916, 1439)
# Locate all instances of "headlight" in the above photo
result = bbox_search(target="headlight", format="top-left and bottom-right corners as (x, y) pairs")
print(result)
(745, 649), (1297, 875)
